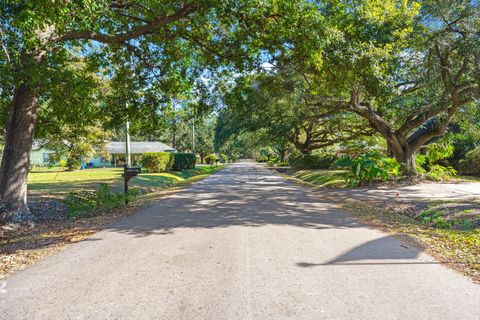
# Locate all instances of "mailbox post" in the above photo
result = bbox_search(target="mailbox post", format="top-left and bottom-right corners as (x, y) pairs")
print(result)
(123, 166), (141, 204)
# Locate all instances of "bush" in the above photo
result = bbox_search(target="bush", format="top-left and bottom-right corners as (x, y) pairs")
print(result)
(218, 154), (228, 163)
(140, 152), (174, 172)
(459, 146), (480, 175)
(97, 183), (125, 209)
(63, 191), (97, 217)
(288, 153), (338, 169)
(63, 183), (128, 217)
(425, 164), (457, 181)
(173, 153), (196, 171)
(447, 132), (479, 167)
(334, 151), (401, 187)
(416, 142), (458, 180)
(204, 154), (219, 165)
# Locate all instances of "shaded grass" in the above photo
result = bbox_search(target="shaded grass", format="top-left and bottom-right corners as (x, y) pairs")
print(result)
(343, 200), (480, 283)
(290, 169), (348, 188)
(454, 175), (480, 182)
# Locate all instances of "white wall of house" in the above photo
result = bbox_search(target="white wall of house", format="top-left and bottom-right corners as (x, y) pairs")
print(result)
(30, 148), (56, 167)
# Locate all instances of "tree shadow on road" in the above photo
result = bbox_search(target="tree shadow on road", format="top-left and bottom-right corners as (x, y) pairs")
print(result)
(104, 165), (367, 238)
(295, 236), (431, 267)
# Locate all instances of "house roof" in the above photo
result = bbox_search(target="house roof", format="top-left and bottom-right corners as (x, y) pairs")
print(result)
(32, 140), (48, 151)
(107, 141), (175, 154)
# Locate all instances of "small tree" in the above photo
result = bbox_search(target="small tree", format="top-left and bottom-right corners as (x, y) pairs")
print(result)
(195, 116), (216, 163)
(44, 125), (111, 171)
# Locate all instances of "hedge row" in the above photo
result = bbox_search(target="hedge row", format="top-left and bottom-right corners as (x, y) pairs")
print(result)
(140, 152), (196, 173)
(173, 153), (196, 171)
(288, 153), (338, 169)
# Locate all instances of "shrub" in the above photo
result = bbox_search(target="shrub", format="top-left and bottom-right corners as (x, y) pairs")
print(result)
(63, 191), (97, 217)
(334, 152), (401, 187)
(432, 217), (451, 229)
(416, 142), (458, 180)
(425, 142), (454, 164)
(218, 154), (228, 163)
(140, 152), (174, 172)
(459, 146), (480, 175)
(126, 187), (142, 203)
(204, 154), (219, 165)
(419, 210), (442, 223)
(62, 183), (127, 217)
(449, 132), (479, 166)
(425, 164), (457, 181)
(289, 153), (338, 169)
(173, 153), (196, 171)
(96, 183), (125, 209)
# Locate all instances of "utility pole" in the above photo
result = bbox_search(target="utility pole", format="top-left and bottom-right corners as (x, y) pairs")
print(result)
(171, 100), (177, 150)
(125, 120), (131, 168)
(192, 109), (196, 154)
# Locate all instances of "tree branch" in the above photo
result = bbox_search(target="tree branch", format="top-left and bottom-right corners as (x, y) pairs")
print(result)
(58, 4), (200, 44)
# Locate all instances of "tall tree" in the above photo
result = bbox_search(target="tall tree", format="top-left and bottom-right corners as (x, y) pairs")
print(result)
(0, 0), (304, 223)
(297, 0), (480, 174)
(194, 114), (216, 163)
(217, 70), (372, 155)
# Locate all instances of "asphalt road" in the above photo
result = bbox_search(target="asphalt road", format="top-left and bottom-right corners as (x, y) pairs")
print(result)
(1, 162), (479, 319)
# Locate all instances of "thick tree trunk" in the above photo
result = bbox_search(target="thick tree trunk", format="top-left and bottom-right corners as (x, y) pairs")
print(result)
(396, 150), (417, 176)
(279, 148), (287, 162)
(387, 138), (417, 176)
(0, 83), (39, 224)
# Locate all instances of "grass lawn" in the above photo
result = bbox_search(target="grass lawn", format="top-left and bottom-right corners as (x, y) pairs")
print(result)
(28, 165), (223, 195)
(289, 169), (348, 188)
(285, 169), (480, 188)
(454, 175), (480, 182)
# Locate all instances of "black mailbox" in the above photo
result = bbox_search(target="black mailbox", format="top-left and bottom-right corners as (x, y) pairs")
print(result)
(123, 166), (141, 204)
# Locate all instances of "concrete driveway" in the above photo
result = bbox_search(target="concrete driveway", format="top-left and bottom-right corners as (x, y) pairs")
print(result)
(1, 162), (479, 319)
(320, 181), (480, 202)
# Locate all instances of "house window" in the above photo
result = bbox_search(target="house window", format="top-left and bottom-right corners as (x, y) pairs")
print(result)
(43, 153), (49, 163)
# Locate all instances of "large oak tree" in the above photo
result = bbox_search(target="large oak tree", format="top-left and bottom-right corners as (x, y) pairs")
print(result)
(302, 0), (480, 174)
(0, 0), (305, 224)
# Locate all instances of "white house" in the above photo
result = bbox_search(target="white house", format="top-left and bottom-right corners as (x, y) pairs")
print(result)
(30, 141), (175, 168)
(90, 141), (176, 167)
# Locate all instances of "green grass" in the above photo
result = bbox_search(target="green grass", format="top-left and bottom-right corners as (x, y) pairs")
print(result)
(28, 165), (224, 195)
(454, 175), (480, 182)
(290, 169), (348, 188)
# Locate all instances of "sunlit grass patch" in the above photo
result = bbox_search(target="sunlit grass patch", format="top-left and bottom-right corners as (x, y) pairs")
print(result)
(291, 169), (348, 188)
(28, 165), (224, 195)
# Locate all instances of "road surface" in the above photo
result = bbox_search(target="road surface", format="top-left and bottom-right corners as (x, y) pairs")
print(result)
(1, 162), (479, 319)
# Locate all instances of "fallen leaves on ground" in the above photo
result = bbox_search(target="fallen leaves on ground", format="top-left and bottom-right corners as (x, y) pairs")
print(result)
(343, 200), (480, 283)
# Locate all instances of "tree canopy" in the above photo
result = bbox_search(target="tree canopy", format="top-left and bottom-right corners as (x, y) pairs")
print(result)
(0, 0), (479, 224)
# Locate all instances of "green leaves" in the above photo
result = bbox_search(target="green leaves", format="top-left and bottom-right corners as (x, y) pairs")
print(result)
(334, 152), (400, 186)
(415, 142), (458, 180)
